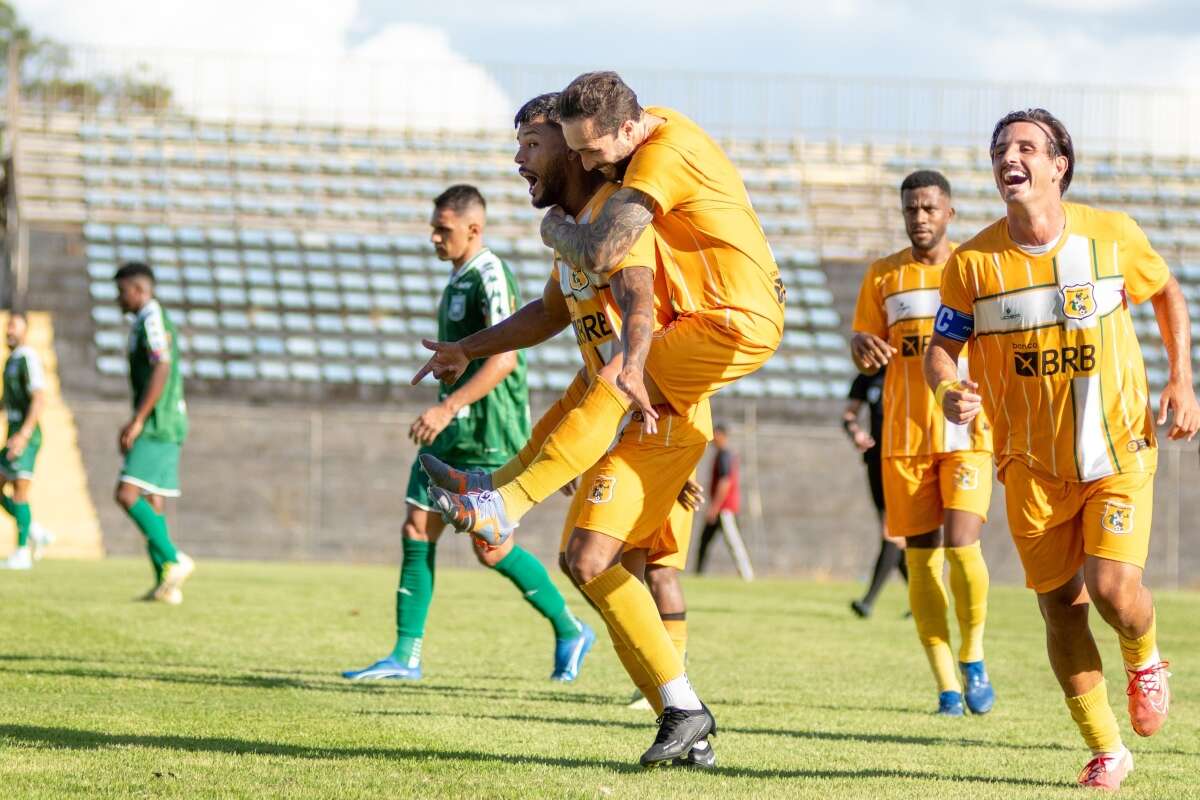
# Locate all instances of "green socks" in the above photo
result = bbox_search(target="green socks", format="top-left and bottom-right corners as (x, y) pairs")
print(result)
(494, 545), (582, 640)
(126, 497), (179, 579)
(392, 538), (436, 668)
(0, 495), (30, 547)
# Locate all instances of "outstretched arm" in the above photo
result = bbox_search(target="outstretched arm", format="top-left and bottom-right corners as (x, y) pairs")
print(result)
(610, 265), (659, 431)
(540, 187), (656, 275)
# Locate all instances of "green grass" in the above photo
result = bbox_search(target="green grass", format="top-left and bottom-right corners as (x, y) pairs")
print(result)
(1, 558), (1198, 799)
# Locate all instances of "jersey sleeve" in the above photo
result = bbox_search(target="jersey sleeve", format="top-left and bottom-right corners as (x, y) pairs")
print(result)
(623, 141), (695, 216)
(143, 306), (172, 364)
(850, 263), (887, 338)
(479, 263), (518, 327)
(22, 351), (45, 392)
(1119, 213), (1170, 304)
(847, 372), (871, 402)
(934, 250), (976, 342)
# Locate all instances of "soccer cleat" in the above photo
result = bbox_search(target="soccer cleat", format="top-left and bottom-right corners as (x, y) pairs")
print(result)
(937, 690), (965, 716)
(429, 487), (516, 547)
(850, 599), (871, 618)
(1077, 747), (1133, 791)
(1, 546), (32, 570)
(960, 661), (995, 715)
(157, 587), (183, 605)
(640, 704), (716, 768)
(29, 523), (55, 560)
(1126, 660), (1170, 737)
(673, 738), (716, 769)
(419, 453), (492, 494)
(551, 622), (596, 682)
(342, 657), (423, 681)
(627, 690), (653, 711)
(154, 553), (195, 601)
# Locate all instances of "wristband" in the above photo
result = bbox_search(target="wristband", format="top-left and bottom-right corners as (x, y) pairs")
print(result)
(934, 379), (961, 409)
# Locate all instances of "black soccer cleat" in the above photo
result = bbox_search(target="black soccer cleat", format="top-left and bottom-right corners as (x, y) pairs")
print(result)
(640, 704), (716, 768)
(672, 737), (716, 769)
(850, 599), (871, 618)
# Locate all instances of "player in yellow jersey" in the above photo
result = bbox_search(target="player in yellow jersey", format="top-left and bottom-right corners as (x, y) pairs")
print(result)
(925, 108), (1200, 791)
(851, 170), (995, 718)
(416, 93), (717, 768)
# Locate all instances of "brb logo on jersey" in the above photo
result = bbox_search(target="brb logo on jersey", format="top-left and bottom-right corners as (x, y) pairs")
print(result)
(1062, 284), (1097, 320)
(1012, 342), (1097, 377)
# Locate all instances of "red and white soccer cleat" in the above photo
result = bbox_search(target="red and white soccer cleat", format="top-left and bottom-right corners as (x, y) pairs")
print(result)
(1077, 748), (1133, 791)
(1126, 660), (1170, 737)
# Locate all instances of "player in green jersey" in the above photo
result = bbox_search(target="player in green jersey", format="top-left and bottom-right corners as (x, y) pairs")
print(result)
(0, 312), (55, 570)
(113, 263), (194, 604)
(343, 185), (595, 682)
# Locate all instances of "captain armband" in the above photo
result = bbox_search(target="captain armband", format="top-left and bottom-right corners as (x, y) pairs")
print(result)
(933, 305), (974, 342)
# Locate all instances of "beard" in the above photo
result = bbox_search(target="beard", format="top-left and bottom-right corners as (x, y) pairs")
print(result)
(530, 164), (567, 209)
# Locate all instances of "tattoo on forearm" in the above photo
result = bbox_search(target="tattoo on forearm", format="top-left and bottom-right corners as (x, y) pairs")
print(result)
(613, 267), (655, 377)
(548, 188), (655, 274)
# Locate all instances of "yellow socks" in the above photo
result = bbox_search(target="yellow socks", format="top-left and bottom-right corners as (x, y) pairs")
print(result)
(609, 622), (664, 715)
(581, 564), (685, 686)
(946, 542), (989, 664)
(500, 376), (630, 513)
(663, 618), (688, 662)
(1119, 612), (1158, 670)
(906, 547), (960, 693)
(1066, 679), (1123, 754)
(493, 371), (589, 487)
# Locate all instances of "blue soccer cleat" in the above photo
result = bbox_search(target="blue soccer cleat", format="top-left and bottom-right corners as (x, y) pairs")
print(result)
(551, 622), (596, 682)
(342, 656), (423, 681)
(937, 690), (965, 716)
(960, 660), (995, 714)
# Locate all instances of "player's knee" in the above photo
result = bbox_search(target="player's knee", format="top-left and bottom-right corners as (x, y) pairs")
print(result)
(1037, 590), (1088, 633)
(557, 553), (574, 581)
(402, 518), (431, 542)
(566, 549), (609, 585)
(113, 483), (138, 509)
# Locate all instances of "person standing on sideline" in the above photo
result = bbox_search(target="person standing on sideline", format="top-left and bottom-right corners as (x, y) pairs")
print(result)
(695, 423), (753, 580)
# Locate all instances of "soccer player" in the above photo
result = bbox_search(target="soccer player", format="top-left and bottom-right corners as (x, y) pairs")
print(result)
(843, 366), (909, 617)
(0, 312), (54, 570)
(694, 424), (753, 580)
(418, 94), (717, 767)
(925, 108), (1199, 790)
(343, 185), (595, 683)
(851, 171), (995, 717)
(113, 262), (193, 604)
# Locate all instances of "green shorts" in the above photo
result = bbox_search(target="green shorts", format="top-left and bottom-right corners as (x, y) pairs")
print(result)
(404, 454), (509, 512)
(0, 441), (39, 481)
(120, 436), (182, 497)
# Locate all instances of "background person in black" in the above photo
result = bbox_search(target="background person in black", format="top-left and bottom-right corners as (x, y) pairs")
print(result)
(844, 366), (908, 617)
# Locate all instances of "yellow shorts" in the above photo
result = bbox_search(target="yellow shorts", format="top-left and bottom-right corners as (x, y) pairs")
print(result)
(882, 450), (993, 538)
(558, 405), (707, 560)
(1000, 459), (1154, 593)
(645, 311), (779, 416)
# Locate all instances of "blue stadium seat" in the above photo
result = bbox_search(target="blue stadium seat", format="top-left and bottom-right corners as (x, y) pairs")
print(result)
(319, 340), (349, 358)
(91, 307), (123, 326)
(307, 272), (337, 290)
(223, 335), (254, 355)
(290, 363), (321, 381)
(351, 339), (380, 360)
(250, 311), (282, 330)
(156, 285), (184, 304)
(376, 317), (407, 335)
(343, 293), (371, 311)
(90, 282), (119, 301)
(268, 230), (299, 249)
(220, 310), (250, 329)
(373, 294), (402, 311)
(258, 361), (289, 380)
(283, 312), (312, 331)
(255, 336), (286, 355)
(286, 337), (317, 357)
(311, 291), (341, 310)
(355, 365), (386, 384)
(194, 359), (226, 379)
(248, 288), (280, 307)
(227, 361), (257, 380)
(93, 330), (125, 350)
(217, 287), (248, 306)
(314, 314), (344, 333)
(96, 356), (127, 376)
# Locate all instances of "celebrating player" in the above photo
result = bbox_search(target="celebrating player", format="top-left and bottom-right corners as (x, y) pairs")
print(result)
(0, 312), (54, 570)
(925, 109), (1200, 790)
(113, 262), (194, 604)
(343, 185), (594, 683)
(851, 171), (995, 717)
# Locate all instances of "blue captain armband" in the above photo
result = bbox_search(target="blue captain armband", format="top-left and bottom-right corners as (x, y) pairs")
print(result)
(933, 305), (973, 342)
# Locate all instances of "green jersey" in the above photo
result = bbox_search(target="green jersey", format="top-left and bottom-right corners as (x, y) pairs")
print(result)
(128, 299), (188, 443)
(3, 345), (45, 448)
(429, 247), (529, 464)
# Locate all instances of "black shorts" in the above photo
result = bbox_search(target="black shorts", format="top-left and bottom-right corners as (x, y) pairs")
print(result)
(865, 454), (885, 514)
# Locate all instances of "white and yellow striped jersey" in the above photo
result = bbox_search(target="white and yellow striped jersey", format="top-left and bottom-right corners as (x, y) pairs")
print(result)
(937, 202), (1170, 481)
(853, 247), (992, 458)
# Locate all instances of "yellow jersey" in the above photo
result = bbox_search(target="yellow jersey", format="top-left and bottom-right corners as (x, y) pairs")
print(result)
(853, 247), (992, 458)
(938, 202), (1169, 481)
(623, 106), (785, 344)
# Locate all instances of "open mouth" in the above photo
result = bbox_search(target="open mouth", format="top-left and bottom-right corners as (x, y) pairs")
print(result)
(519, 168), (540, 196)
(1003, 169), (1029, 187)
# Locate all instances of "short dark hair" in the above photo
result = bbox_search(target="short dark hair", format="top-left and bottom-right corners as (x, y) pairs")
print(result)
(900, 170), (951, 198)
(7, 310), (26, 323)
(433, 184), (486, 214)
(514, 92), (561, 128)
(114, 261), (155, 283)
(558, 71), (643, 136)
(714, 422), (729, 435)
(990, 108), (1075, 194)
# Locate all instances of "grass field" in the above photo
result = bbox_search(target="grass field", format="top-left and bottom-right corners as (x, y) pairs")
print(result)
(1, 558), (1198, 799)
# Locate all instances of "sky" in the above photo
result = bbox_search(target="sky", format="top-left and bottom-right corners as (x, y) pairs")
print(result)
(13, 0), (1200, 145)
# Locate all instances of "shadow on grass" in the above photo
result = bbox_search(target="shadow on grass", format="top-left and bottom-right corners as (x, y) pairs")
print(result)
(0, 723), (1070, 786)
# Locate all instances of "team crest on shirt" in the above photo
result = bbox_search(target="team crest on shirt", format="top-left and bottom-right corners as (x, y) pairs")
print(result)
(953, 464), (979, 491)
(1100, 500), (1134, 535)
(1061, 284), (1096, 320)
(447, 294), (467, 321)
(587, 474), (617, 504)
(568, 267), (590, 292)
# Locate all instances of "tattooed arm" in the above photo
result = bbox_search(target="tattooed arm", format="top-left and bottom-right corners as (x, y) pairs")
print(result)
(541, 187), (656, 275)
(610, 265), (660, 432)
